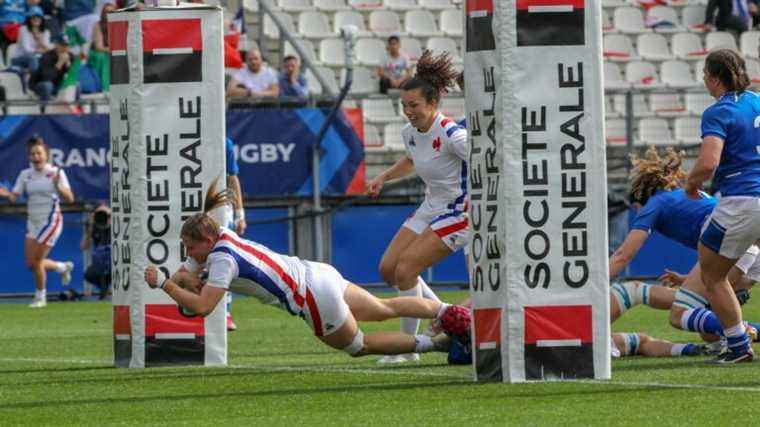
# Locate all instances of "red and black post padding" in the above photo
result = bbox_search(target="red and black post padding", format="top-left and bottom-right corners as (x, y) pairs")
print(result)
(108, 21), (129, 85)
(474, 307), (503, 381)
(516, 0), (585, 46)
(144, 304), (205, 366)
(465, 0), (496, 52)
(524, 305), (594, 379)
(113, 305), (132, 367)
(141, 19), (203, 84)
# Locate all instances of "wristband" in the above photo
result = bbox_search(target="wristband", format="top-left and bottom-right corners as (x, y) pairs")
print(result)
(157, 269), (169, 289)
(235, 209), (245, 221)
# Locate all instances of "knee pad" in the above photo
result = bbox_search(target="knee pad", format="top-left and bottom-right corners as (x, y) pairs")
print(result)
(610, 281), (649, 314)
(673, 288), (709, 310)
(343, 329), (364, 357)
(621, 333), (640, 356)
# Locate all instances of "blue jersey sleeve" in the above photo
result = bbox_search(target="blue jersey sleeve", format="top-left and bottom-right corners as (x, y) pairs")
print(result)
(226, 138), (239, 176)
(630, 196), (662, 233)
(701, 104), (731, 140)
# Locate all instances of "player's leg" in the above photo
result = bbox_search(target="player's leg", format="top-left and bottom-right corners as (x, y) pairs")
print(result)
(633, 333), (704, 357)
(25, 238), (50, 307)
(668, 262), (722, 336)
(610, 281), (675, 322)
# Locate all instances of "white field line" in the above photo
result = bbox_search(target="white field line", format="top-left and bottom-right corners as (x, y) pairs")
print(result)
(3, 356), (760, 393)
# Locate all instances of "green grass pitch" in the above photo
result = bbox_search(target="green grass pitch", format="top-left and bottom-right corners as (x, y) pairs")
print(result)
(1, 290), (758, 426)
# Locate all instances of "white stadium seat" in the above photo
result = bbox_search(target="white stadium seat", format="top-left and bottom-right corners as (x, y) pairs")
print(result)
(344, 66), (378, 94)
(705, 31), (738, 51)
(401, 37), (423, 61)
(602, 9), (614, 33)
(362, 97), (404, 123)
(263, 12), (296, 39)
(637, 117), (674, 146)
(426, 37), (462, 63)
(305, 66), (339, 95)
(315, 0), (349, 10)
(284, 39), (319, 64)
(278, 0), (314, 12)
(362, 123), (385, 149)
(0, 72), (26, 100)
(637, 33), (672, 61)
(604, 34), (637, 61)
(370, 10), (403, 36)
(605, 95), (620, 118)
(7, 104), (40, 115)
(440, 96), (465, 121)
(614, 7), (648, 34)
(420, 0), (452, 10)
(440, 9), (463, 37)
(405, 10), (441, 37)
(682, 5), (707, 32)
(349, 0), (382, 9)
(384, 122), (407, 150)
(603, 61), (630, 89)
(740, 31), (760, 59)
(333, 11), (371, 36)
(243, 0), (259, 12)
(625, 60), (664, 88)
(356, 38), (387, 66)
(613, 93), (653, 117)
(605, 118), (628, 146)
(661, 60), (699, 88)
(745, 58), (760, 84)
(685, 92), (714, 116)
(602, 0), (626, 7)
(674, 117), (702, 144)
(671, 32), (706, 60)
(646, 6), (680, 32)
(649, 93), (686, 117)
(384, 0), (418, 10)
(319, 38), (346, 66)
(298, 11), (334, 38)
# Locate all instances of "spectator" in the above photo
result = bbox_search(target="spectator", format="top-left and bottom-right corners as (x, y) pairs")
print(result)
(226, 48), (278, 99)
(278, 55), (308, 101)
(62, 0), (97, 51)
(86, 1), (116, 92)
(705, 0), (752, 34)
(10, 6), (50, 74)
(0, 0), (30, 60)
(377, 35), (410, 94)
(28, 33), (70, 101)
(80, 203), (111, 299)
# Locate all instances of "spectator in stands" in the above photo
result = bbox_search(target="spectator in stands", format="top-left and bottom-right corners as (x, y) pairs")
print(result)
(377, 35), (410, 94)
(62, 0), (97, 50)
(10, 6), (50, 74)
(86, 1), (116, 92)
(0, 0), (30, 61)
(705, 0), (752, 34)
(81, 203), (111, 300)
(28, 32), (70, 100)
(226, 48), (278, 99)
(278, 54), (308, 101)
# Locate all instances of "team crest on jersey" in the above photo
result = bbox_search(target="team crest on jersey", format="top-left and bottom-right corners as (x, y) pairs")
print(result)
(409, 137), (415, 147)
(432, 137), (441, 152)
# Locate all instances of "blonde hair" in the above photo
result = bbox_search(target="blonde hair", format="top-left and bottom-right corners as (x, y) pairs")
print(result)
(629, 146), (686, 205)
(180, 177), (229, 242)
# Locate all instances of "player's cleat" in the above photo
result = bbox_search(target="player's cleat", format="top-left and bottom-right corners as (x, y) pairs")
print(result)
(681, 343), (710, 356)
(61, 261), (74, 286)
(701, 339), (727, 356)
(29, 299), (47, 308)
(377, 353), (420, 364)
(227, 317), (237, 332)
(436, 305), (471, 340)
(712, 349), (754, 364)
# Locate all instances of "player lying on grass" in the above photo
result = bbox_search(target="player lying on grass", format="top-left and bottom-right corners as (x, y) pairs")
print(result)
(143, 192), (470, 358)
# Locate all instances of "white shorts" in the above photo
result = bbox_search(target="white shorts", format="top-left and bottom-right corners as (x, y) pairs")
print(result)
(735, 245), (760, 282)
(403, 198), (470, 251)
(26, 210), (63, 247)
(301, 261), (350, 337)
(700, 196), (760, 259)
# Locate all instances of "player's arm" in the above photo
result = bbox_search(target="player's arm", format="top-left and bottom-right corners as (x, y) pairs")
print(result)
(366, 155), (415, 197)
(0, 186), (18, 203)
(226, 77), (249, 98)
(144, 265), (225, 316)
(609, 229), (649, 279)
(227, 174), (246, 234)
(444, 126), (468, 161)
(685, 136), (723, 198)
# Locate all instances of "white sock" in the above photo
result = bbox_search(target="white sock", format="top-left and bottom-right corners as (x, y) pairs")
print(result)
(53, 262), (67, 273)
(35, 289), (46, 301)
(417, 277), (441, 303)
(399, 285), (422, 336)
(670, 343), (686, 357)
(724, 323), (746, 337)
(413, 335), (434, 353)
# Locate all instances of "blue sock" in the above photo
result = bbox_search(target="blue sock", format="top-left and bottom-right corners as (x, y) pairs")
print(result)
(679, 343), (700, 356)
(725, 324), (752, 354)
(681, 308), (724, 336)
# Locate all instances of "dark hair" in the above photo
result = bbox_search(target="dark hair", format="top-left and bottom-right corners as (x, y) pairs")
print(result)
(400, 50), (459, 105)
(26, 135), (48, 155)
(704, 49), (751, 93)
(387, 35), (399, 44)
(25, 13), (46, 32)
(283, 54), (298, 63)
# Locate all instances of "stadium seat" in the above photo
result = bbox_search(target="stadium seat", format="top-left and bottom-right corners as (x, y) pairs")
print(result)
(243, 0), (259, 12)
(334, 11), (371, 36)
(674, 116), (702, 144)
(306, 66), (340, 95)
(263, 12), (296, 39)
(625, 60), (664, 88)
(705, 31), (738, 51)
(362, 97), (404, 123)
(315, 0), (349, 10)
(604, 34), (637, 61)
(685, 92), (713, 115)
(370, 10), (403, 36)
(605, 118), (628, 146)
(440, 9), (463, 37)
(613, 92), (653, 117)
(384, 0), (419, 10)
(284, 38), (320, 64)
(426, 37), (462, 63)
(603, 61), (631, 89)
(603, 0), (627, 7)
(405, 10), (441, 37)
(602, 9), (614, 33)
(384, 122), (407, 150)
(661, 60), (699, 88)
(401, 37), (423, 61)
(362, 123), (385, 149)
(298, 11), (334, 38)
(649, 93), (686, 116)
(420, 0), (453, 10)
(278, 0), (314, 12)
(637, 117), (674, 145)
(344, 66), (378, 94)
(745, 58), (760, 84)
(681, 5), (707, 32)
(440, 96), (465, 121)
(0, 72), (26, 100)
(7, 104), (40, 115)
(614, 7), (648, 33)
(605, 95), (620, 118)
(95, 103), (110, 114)
(646, 6), (680, 32)
(740, 31), (760, 59)
(349, 0), (383, 9)
(319, 38), (346, 66)
(671, 32), (707, 60)
(636, 33), (672, 61)
(356, 38), (387, 66)
(692, 59), (706, 84)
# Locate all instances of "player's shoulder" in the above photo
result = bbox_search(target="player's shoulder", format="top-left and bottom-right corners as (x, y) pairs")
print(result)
(401, 122), (414, 139)
(18, 167), (32, 178)
(438, 115), (466, 140)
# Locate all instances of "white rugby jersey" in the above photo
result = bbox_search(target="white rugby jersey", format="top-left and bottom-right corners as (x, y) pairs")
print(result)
(12, 164), (70, 225)
(402, 113), (468, 208)
(183, 228), (309, 316)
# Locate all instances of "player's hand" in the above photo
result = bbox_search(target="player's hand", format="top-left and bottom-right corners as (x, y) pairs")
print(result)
(52, 168), (61, 186)
(366, 175), (385, 198)
(144, 265), (167, 289)
(658, 269), (685, 288)
(684, 181), (702, 200)
(0, 185), (9, 198)
(235, 217), (247, 235)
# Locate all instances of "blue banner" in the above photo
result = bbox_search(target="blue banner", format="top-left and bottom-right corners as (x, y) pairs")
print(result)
(0, 110), (365, 200)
